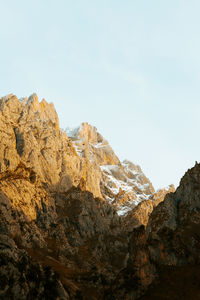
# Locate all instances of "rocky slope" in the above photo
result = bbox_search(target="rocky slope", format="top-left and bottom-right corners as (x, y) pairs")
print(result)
(1, 93), (200, 299)
(123, 184), (176, 231)
(147, 162), (200, 266)
(66, 123), (155, 215)
(0, 162), (154, 299)
(139, 162), (200, 299)
(0, 94), (103, 198)
(0, 94), (156, 299)
(0, 93), (156, 216)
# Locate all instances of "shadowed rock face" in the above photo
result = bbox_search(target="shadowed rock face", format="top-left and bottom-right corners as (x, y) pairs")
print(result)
(139, 163), (200, 299)
(0, 163), (155, 299)
(0, 94), (155, 299)
(122, 185), (176, 232)
(1, 93), (200, 299)
(1, 161), (200, 299)
(147, 163), (200, 266)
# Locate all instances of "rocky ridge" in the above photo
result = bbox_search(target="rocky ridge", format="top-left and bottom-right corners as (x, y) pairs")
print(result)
(122, 184), (175, 232)
(0, 93), (157, 216)
(66, 123), (155, 215)
(140, 162), (200, 299)
(0, 94), (103, 198)
(1, 93), (200, 299)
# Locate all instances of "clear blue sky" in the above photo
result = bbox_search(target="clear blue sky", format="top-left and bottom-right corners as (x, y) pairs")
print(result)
(1, 0), (200, 189)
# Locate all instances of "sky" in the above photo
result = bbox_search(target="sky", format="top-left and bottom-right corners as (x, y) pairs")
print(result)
(0, 0), (200, 189)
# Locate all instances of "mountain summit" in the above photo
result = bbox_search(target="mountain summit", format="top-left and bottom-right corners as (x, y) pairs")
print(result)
(0, 93), (158, 216)
(66, 122), (155, 215)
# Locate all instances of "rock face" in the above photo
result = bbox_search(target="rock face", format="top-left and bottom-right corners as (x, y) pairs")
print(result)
(147, 163), (200, 266)
(0, 94), (154, 214)
(141, 163), (200, 299)
(0, 94), (156, 299)
(0, 94), (103, 198)
(149, 184), (175, 207)
(1, 93), (200, 299)
(0, 162), (154, 299)
(66, 124), (155, 215)
(122, 185), (176, 231)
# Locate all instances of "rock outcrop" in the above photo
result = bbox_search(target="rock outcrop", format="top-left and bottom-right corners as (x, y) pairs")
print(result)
(122, 185), (175, 232)
(140, 163), (200, 299)
(1, 93), (200, 299)
(0, 93), (157, 299)
(67, 124), (155, 215)
(0, 94), (103, 198)
(0, 162), (154, 299)
(0, 94), (155, 214)
(147, 163), (200, 266)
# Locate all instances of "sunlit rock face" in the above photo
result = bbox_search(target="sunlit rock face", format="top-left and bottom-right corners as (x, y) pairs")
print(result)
(0, 93), (166, 216)
(0, 93), (158, 217)
(2, 93), (200, 299)
(0, 94), (103, 198)
(0, 94), (156, 299)
(0, 161), (154, 299)
(66, 123), (155, 216)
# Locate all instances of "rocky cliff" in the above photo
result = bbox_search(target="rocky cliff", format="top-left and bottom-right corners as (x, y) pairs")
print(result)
(0, 94), (104, 198)
(1, 93), (200, 299)
(66, 123), (155, 215)
(0, 94), (154, 215)
(123, 184), (176, 231)
(140, 163), (200, 299)
(0, 161), (154, 299)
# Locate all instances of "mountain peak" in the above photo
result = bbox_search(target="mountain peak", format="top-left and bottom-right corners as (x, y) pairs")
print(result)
(65, 123), (155, 215)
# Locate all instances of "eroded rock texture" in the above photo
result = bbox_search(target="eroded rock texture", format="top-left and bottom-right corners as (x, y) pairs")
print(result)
(141, 163), (200, 299)
(0, 163), (154, 299)
(123, 184), (176, 231)
(0, 94), (156, 299)
(66, 124), (155, 215)
(1, 93), (200, 299)
(0, 94), (103, 198)
(0, 94), (154, 214)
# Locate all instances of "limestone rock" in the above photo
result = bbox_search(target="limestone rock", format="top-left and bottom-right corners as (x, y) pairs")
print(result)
(66, 122), (121, 166)
(149, 184), (175, 207)
(135, 163), (200, 299)
(147, 163), (200, 266)
(67, 124), (155, 215)
(0, 162), (144, 299)
(0, 93), (156, 214)
(0, 94), (102, 198)
(2, 93), (200, 299)
(120, 185), (175, 233)
(0, 94), (156, 298)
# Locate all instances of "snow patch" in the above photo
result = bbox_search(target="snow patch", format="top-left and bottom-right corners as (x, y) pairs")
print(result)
(65, 126), (80, 139)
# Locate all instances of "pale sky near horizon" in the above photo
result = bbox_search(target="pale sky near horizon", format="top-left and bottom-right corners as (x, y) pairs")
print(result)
(1, 0), (200, 189)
